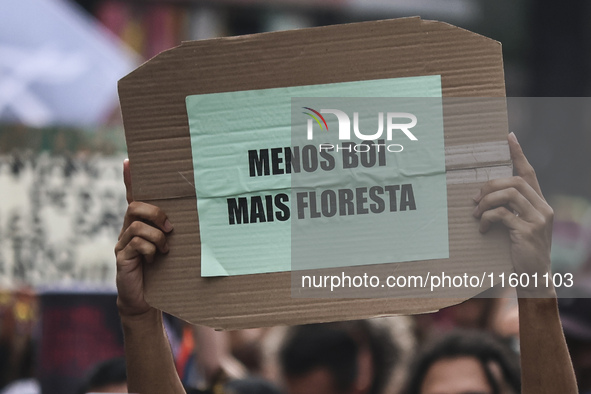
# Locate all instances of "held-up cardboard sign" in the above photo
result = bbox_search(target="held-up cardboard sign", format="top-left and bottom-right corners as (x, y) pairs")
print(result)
(118, 17), (513, 330)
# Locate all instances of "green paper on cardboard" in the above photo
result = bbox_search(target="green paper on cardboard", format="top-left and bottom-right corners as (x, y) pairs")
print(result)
(186, 76), (448, 277)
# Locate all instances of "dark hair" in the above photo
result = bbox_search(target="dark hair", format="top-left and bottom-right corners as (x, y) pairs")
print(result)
(77, 357), (126, 394)
(279, 320), (398, 394)
(225, 377), (283, 394)
(403, 330), (520, 394)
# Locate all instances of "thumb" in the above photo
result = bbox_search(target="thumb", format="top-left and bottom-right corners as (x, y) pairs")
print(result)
(508, 132), (544, 199)
(123, 158), (133, 204)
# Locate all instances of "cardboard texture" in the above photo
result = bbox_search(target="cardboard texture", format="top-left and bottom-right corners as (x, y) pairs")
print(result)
(118, 17), (512, 330)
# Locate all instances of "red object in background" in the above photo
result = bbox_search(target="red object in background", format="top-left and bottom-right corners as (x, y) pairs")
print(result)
(175, 324), (195, 380)
(37, 291), (124, 394)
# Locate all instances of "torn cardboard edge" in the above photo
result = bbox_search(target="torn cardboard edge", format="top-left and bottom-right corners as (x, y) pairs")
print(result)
(118, 17), (512, 330)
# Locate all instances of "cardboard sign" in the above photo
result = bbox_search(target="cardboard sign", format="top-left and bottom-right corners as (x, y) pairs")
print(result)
(118, 17), (512, 329)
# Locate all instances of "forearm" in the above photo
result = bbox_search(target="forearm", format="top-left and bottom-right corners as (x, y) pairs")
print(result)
(120, 307), (186, 394)
(518, 296), (577, 394)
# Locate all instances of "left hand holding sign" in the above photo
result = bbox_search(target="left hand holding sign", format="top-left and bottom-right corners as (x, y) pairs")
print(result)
(114, 159), (185, 394)
(115, 159), (174, 317)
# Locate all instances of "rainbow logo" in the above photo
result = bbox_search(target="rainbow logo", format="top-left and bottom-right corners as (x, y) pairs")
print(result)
(302, 107), (328, 131)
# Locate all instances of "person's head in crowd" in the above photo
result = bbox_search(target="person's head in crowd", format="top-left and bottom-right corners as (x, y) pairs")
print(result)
(559, 285), (591, 393)
(403, 330), (520, 394)
(279, 320), (398, 394)
(224, 377), (283, 394)
(77, 357), (127, 394)
(413, 296), (498, 344)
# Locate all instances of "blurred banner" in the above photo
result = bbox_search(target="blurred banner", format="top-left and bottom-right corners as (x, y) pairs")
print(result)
(0, 152), (127, 289)
(0, 0), (138, 127)
(37, 291), (124, 394)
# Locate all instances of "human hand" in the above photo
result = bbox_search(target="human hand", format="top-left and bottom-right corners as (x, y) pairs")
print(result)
(114, 159), (174, 316)
(472, 133), (555, 297)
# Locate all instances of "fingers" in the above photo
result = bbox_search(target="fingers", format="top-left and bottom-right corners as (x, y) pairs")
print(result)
(115, 219), (170, 269)
(478, 206), (524, 233)
(508, 132), (544, 199)
(116, 236), (158, 265)
(473, 187), (537, 221)
(473, 176), (552, 234)
(474, 176), (548, 214)
(120, 201), (173, 240)
(123, 159), (133, 204)
(117, 221), (169, 255)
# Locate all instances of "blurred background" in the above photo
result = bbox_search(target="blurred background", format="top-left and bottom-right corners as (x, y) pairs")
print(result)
(2, 0), (591, 393)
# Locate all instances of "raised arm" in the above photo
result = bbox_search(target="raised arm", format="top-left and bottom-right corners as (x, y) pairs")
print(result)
(473, 132), (578, 393)
(114, 159), (185, 394)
